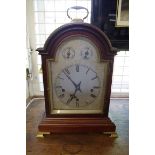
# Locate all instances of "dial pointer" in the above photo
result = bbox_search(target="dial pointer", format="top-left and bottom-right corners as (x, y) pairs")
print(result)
(66, 94), (76, 104)
(63, 71), (77, 87)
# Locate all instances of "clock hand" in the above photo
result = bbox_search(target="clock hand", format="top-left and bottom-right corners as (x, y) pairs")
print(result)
(66, 94), (75, 104)
(63, 71), (77, 88)
(66, 81), (82, 104)
(74, 81), (82, 93)
(67, 48), (71, 58)
(73, 81), (82, 95)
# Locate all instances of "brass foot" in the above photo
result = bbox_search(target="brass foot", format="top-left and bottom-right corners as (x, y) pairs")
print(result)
(103, 132), (118, 138)
(36, 131), (50, 138)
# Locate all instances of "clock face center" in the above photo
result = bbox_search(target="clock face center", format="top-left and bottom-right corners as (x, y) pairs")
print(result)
(55, 64), (101, 108)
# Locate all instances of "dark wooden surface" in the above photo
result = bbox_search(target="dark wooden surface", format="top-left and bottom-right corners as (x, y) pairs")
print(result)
(26, 99), (129, 155)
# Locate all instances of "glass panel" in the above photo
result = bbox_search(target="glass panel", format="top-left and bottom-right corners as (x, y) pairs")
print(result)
(113, 66), (123, 76)
(37, 55), (42, 65)
(121, 89), (129, 93)
(124, 56), (129, 66)
(36, 34), (46, 44)
(34, 0), (45, 12)
(37, 64), (42, 73)
(125, 50), (130, 56)
(114, 56), (124, 66)
(112, 88), (121, 92)
(77, 1), (89, 8)
(36, 44), (44, 48)
(39, 83), (44, 91)
(112, 76), (122, 84)
(121, 84), (129, 89)
(55, 0), (66, 11)
(46, 34), (50, 39)
(35, 24), (46, 34)
(45, 23), (55, 33)
(112, 50), (129, 95)
(44, 0), (55, 11)
(66, 0), (77, 9)
(117, 50), (126, 56)
(38, 64), (43, 83)
(112, 84), (122, 89)
(38, 75), (43, 83)
(45, 12), (55, 23)
(34, 12), (45, 23)
(65, 17), (71, 23)
(86, 13), (91, 23)
(122, 76), (129, 85)
(55, 23), (63, 29)
(55, 12), (67, 23)
(123, 67), (129, 76)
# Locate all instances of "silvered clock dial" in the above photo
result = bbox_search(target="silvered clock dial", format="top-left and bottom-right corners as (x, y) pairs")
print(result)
(55, 64), (100, 107)
(48, 36), (108, 114)
(81, 47), (93, 60)
(62, 47), (75, 59)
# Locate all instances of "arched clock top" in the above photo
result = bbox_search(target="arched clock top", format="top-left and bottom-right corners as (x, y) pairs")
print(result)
(36, 23), (117, 61)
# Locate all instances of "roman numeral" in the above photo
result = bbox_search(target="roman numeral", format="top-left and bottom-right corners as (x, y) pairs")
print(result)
(86, 68), (90, 74)
(59, 94), (65, 98)
(76, 64), (79, 72)
(90, 94), (96, 98)
(57, 76), (64, 80)
(76, 98), (79, 107)
(76, 102), (79, 107)
(91, 76), (97, 80)
(64, 68), (70, 75)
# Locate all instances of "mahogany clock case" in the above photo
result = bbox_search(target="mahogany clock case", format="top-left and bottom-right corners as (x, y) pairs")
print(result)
(37, 22), (117, 133)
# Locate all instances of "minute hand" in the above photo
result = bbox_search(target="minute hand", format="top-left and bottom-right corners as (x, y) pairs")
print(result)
(63, 71), (77, 87)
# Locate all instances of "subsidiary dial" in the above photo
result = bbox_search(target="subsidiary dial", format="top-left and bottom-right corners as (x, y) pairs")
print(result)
(81, 47), (93, 60)
(55, 64), (101, 108)
(62, 47), (75, 59)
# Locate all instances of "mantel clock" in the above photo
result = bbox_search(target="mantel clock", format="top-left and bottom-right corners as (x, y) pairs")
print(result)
(36, 6), (117, 136)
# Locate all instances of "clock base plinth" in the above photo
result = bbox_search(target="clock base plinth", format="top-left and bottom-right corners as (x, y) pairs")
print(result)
(38, 116), (116, 134)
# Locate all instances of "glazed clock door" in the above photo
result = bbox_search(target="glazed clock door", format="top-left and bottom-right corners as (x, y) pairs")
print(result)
(55, 64), (100, 107)
(47, 36), (109, 114)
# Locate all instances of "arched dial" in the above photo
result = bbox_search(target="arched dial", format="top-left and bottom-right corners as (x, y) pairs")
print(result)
(55, 64), (101, 108)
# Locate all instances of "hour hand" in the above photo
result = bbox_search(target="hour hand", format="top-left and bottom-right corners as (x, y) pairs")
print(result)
(66, 94), (75, 104)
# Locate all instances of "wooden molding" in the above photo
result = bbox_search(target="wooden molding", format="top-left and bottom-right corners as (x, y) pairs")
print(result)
(38, 115), (116, 133)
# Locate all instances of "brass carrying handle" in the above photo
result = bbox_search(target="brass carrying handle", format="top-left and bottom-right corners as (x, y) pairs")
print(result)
(67, 6), (89, 20)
